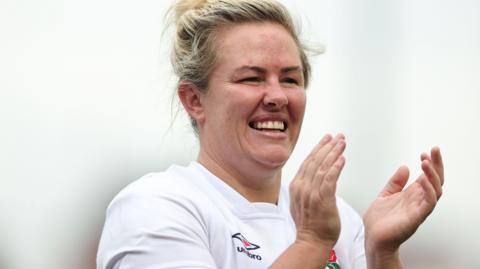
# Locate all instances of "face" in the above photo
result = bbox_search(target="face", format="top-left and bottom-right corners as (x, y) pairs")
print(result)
(197, 22), (306, 171)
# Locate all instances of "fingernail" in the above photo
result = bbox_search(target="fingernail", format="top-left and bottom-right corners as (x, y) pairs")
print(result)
(321, 134), (332, 143)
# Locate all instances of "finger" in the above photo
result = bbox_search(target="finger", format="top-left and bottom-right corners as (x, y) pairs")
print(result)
(421, 148), (444, 186)
(320, 134), (334, 147)
(421, 152), (430, 162)
(296, 134), (333, 180)
(421, 159), (442, 199)
(312, 138), (345, 190)
(430, 147), (444, 186)
(315, 138), (346, 178)
(305, 134), (333, 161)
(321, 155), (346, 196)
(417, 175), (438, 210)
(379, 166), (410, 197)
(303, 134), (344, 181)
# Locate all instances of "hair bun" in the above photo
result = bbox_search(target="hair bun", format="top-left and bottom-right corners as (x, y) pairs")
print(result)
(174, 0), (209, 20)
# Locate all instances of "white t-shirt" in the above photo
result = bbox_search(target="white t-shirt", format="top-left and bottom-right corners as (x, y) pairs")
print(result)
(97, 162), (366, 269)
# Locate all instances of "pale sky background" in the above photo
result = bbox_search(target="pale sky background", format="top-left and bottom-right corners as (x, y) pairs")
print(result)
(0, 0), (479, 268)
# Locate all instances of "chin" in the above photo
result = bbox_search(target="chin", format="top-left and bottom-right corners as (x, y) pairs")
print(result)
(254, 151), (290, 169)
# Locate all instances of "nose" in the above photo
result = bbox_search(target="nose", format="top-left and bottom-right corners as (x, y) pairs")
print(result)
(263, 82), (288, 110)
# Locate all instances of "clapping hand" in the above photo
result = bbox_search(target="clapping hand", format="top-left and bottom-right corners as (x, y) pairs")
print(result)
(289, 134), (346, 249)
(363, 147), (444, 266)
(272, 135), (347, 269)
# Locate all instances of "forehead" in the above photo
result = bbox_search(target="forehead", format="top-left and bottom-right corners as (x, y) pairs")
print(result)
(214, 22), (301, 69)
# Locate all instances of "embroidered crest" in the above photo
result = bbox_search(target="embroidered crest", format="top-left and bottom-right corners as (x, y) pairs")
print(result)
(325, 249), (341, 269)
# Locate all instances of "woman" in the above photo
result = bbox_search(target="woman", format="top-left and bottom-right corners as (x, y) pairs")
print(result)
(97, 0), (444, 268)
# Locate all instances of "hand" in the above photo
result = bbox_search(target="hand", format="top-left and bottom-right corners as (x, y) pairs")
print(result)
(363, 147), (444, 253)
(289, 134), (346, 249)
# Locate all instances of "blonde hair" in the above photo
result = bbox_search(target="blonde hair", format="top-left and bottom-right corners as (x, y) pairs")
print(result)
(169, 0), (313, 90)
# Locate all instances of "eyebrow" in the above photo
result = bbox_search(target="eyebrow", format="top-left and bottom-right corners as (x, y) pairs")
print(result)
(233, 65), (303, 74)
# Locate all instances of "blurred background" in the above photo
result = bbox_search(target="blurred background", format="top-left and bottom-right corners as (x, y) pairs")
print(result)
(0, 0), (479, 268)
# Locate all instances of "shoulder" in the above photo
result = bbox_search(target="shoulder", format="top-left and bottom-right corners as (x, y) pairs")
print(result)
(109, 163), (208, 209)
(97, 164), (218, 268)
(103, 164), (213, 237)
(114, 164), (200, 199)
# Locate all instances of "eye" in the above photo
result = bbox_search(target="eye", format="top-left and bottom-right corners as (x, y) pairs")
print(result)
(238, 77), (262, 84)
(281, 78), (300, 85)
(241, 77), (260, 82)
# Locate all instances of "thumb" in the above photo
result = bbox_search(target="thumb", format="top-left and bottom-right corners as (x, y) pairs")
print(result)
(379, 166), (410, 197)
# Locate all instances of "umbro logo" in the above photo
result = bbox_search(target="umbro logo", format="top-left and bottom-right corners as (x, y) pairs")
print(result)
(232, 233), (262, 260)
(232, 233), (260, 250)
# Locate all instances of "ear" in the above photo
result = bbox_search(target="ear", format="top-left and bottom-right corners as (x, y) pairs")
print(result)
(177, 81), (205, 124)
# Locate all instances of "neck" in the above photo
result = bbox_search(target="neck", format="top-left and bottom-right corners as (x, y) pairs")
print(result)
(198, 150), (282, 204)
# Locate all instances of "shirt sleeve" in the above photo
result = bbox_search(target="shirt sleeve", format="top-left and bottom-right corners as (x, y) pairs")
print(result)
(96, 192), (217, 269)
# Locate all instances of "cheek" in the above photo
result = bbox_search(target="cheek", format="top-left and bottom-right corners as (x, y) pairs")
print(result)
(290, 91), (306, 120)
(226, 88), (262, 115)
(205, 94), (249, 129)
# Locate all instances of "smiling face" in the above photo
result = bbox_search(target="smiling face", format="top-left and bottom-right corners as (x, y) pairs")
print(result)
(196, 22), (306, 178)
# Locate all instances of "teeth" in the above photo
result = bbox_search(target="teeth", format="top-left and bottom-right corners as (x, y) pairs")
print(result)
(254, 121), (285, 131)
